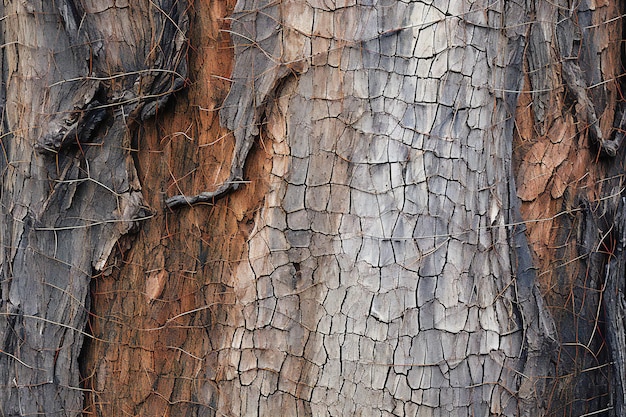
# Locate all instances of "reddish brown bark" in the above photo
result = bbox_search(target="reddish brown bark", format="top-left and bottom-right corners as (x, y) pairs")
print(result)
(80, 1), (262, 414)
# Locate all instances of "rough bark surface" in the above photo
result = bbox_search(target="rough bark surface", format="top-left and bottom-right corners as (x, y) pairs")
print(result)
(0, 0), (624, 416)
(0, 1), (188, 414)
(196, 0), (560, 415)
(79, 2), (255, 414)
(515, 0), (625, 415)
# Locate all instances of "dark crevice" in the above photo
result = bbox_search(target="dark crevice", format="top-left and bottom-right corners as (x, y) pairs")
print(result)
(604, 196), (626, 417)
(77, 274), (95, 414)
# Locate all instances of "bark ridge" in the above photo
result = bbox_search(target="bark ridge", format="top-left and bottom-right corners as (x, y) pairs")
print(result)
(0, 1), (188, 414)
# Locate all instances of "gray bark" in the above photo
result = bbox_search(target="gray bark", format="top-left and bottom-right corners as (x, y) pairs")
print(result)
(183, 0), (560, 415)
(0, 1), (187, 414)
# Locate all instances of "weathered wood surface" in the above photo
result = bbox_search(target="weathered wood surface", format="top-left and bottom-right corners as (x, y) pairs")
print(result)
(0, 1), (187, 414)
(192, 0), (561, 415)
(0, 0), (624, 415)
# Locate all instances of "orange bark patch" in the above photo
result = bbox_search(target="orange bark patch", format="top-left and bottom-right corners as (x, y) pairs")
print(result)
(80, 1), (273, 415)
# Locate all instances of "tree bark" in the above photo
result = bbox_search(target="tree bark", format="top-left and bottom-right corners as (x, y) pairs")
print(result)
(195, 0), (558, 415)
(514, 1), (624, 415)
(0, 0), (625, 416)
(0, 1), (187, 415)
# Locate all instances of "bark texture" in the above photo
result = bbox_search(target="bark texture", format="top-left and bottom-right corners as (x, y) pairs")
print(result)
(167, 0), (623, 415)
(80, 2), (254, 414)
(196, 0), (559, 415)
(0, 0), (624, 416)
(0, 1), (187, 414)
(515, 0), (625, 415)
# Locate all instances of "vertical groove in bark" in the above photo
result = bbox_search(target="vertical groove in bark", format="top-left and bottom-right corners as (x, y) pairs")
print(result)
(509, 176), (559, 416)
(0, 1), (188, 415)
(80, 1), (262, 415)
(606, 199), (626, 417)
(207, 0), (557, 415)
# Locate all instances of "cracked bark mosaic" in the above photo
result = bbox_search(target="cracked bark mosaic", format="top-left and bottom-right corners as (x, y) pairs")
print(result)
(198, 0), (558, 415)
(1, 0), (625, 416)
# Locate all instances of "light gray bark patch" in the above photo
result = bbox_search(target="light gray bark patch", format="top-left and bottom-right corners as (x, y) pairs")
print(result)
(56, 0), (84, 34)
(524, 2), (557, 135)
(205, 0), (565, 415)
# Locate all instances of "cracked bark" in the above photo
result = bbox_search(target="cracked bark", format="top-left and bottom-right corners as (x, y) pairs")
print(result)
(200, 0), (560, 415)
(1, 0), (625, 416)
(0, 1), (187, 415)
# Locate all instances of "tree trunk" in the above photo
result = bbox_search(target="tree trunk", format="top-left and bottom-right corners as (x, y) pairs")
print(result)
(196, 0), (555, 415)
(0, 0), (624, 416)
